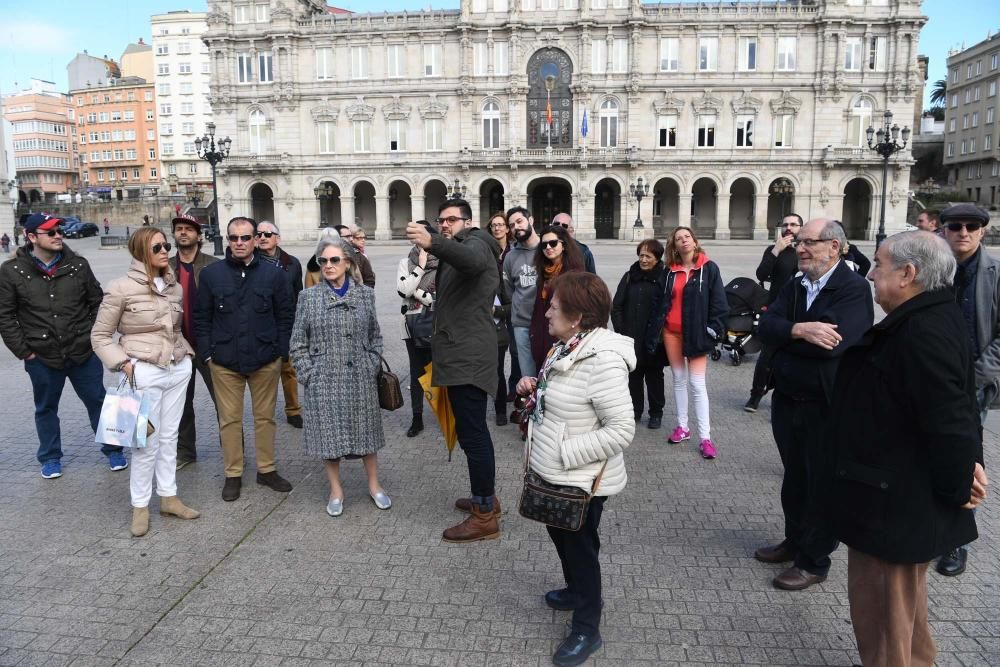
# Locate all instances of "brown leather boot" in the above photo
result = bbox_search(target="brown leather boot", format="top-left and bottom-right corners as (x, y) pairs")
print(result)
(454, 495), (502, 516)
(442, 504), (500, 543)
(159, 496), (201, 520)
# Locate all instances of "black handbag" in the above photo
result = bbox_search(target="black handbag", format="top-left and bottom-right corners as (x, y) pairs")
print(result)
(375, 354), (404, 411)
(518, 426), (607, 531)
(405, 307), (434, 349)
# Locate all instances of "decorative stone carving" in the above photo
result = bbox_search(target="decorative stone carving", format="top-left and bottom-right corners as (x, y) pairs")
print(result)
(692, 90), (723, 115)
(271, 3), (293, 20)
(419, 95), (448, 119)
(345, 96), (375, 121)
(652, 90), (685, 116)
(382, 96), (411, 121)
(818, 185), (831, 207)
(769, 89), (803, 115)
(285, 189), (296, 209)
(731, 89), (763, 115)
(222, 193), (233, 210)
(311, 100), (340, 123)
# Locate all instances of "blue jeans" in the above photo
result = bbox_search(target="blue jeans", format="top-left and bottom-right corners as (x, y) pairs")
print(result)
(512, 326), (535, 379)
(24, 353), (122, 464)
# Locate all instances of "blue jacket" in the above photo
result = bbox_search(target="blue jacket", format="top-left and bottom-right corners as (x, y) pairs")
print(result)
(643, 258), (728, 358)
(194, 249), (293, 374)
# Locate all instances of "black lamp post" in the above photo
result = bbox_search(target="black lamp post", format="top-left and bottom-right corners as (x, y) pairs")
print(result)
(195, 122), (232, 255)
(770, 178), (795, 219)
(866, 110), (910, 249)
(629, 176), (650, 227)
(447, 179), (466, 200)
(313, 182), (337, 227)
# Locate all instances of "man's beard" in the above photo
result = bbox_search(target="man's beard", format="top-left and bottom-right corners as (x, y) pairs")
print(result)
(514, 228), (531, 242)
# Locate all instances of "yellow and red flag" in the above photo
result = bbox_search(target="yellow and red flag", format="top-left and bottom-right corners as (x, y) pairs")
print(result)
(546, 100), (553, 126)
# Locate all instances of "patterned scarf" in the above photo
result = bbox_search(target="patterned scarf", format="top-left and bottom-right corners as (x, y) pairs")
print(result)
(520, 329), (589, 436)
(540, 257), (562, 299)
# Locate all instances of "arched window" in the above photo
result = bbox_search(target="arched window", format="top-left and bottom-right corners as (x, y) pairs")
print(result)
(482, 101), (501, 150)
(848, 96), (874, 147)
(249, 109), (268, 154)
(599, 99), (618, 148)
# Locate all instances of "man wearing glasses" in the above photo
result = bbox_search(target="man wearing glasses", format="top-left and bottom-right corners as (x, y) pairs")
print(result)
(551, 212), (596, 274)
(744, 213), (803, 413)
(755, 219), (873, 591)
(334, 224), (375, 287)
(255, 221), (304, 429)
(405, 199), (502, 543)
(936, 203), (997, 577)
(0, 213), (127, 478)
(194, 216), (295, 502)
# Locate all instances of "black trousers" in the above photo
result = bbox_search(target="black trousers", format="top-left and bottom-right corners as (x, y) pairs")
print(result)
(506, 320), (522, 396)
(495, 346), (509, 415)
(405, 338), (433, 418)
(771, 392), (839, 576)
(547, 496), (607, 636)
(749, 343), (777, 398)
(177, 354), (218, 462)
(628, 357), (665, 419)
(447, 384), (496, 500)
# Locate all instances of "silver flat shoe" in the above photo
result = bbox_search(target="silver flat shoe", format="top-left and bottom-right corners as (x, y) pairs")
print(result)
(326, 497), (343, 517)
(370, 490), (391, 510)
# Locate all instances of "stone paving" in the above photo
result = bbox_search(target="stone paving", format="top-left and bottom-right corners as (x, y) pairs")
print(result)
(0, 235), (996, 666)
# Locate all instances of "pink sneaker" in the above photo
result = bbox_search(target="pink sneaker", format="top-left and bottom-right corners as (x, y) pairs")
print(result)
(700, 439), (717, 459)
(668, 426), (690, 444)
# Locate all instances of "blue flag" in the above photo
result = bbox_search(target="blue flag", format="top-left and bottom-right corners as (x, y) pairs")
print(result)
(581, 110), (588, 138)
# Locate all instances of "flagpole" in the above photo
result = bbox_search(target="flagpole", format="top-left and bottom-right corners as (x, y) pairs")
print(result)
(546, 89), (552, 149)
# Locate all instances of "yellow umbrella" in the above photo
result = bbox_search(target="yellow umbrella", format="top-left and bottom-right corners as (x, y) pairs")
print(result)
(418, 362), (458, 460)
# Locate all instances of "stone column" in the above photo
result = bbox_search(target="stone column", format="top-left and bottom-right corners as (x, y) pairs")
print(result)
(374, 195), (391, 240)
(315, 196), (324, 228)
(411, 194), (425, 223)
(753, 193), (770, 240)
(715, 192), (731, 240)
(340, 194), (355, 230)
(467, 194), (482, 227)
(677, 193), (693, 228)
(575, 191), (596, 240)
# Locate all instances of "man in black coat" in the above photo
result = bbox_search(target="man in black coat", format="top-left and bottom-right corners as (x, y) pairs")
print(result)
(827, 231), (986, 666)
(744, 213), (802, 412)
(194, 216), (295, 502)
(755, 218), (874, 591)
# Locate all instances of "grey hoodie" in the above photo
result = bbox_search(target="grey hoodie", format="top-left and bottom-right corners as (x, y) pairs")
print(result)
(502, 240), (539, 327)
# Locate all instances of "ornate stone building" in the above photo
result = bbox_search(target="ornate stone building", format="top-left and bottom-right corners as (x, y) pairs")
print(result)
(205, 0), (927, 241)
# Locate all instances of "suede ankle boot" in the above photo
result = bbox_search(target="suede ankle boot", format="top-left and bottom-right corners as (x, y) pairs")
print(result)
(159, 496), (201, 520)
(442, 504), (500, 543)
(130, 507), (149, 537)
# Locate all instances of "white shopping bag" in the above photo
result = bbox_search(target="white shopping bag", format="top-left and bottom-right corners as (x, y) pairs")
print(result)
(95, 377), (153, 448)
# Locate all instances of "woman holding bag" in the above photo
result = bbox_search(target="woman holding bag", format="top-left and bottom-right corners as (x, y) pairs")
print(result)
(91, 227), (198, 538)
(396, 220), (438, 437)
(515, 272), (635, 667)
(290, 235), (390, 517)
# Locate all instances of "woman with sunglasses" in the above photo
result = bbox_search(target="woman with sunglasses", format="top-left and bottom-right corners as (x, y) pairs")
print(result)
(92, 227), (198, 537)
(290, 235), (390, 517)
(529, 225), (585, 370)
(643, 226), (727, 459)
(487, 212), (517, 425)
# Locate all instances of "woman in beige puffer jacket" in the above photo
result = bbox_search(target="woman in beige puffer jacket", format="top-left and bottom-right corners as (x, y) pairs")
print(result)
(515, 272), (636, 666)
(91, 227), (197, 538)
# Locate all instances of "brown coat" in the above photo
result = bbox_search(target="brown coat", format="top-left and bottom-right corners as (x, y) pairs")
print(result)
(91, 260), (194, 370)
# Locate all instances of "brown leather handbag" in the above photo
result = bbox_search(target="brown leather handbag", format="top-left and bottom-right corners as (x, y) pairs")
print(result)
(376, 354), (404, 411)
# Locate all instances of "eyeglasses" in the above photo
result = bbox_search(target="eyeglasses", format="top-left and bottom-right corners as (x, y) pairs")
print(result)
(353, 234), (366, 240)
(792, 238), (833, 248)
(541, 239), (562, 249)
(152, 242), (172, 254)
(490, 222), (509, 229)
(35, 228), (64, 238)
(552, 222), (570, 229)
(947, 222), (984, 233)
(780, 222), (801, 229)
(316, 256), (344, 266)
(228, 234), (254, 243)
(435, 216), (470, 225)
(256, 231), (277, 239)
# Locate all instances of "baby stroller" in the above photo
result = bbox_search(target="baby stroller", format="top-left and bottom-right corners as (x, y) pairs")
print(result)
(711, 277), (770, 366)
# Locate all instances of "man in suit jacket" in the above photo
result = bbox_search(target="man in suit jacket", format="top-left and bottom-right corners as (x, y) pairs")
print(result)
(827, 231), (986, 666)
(755, 219), (874, 591)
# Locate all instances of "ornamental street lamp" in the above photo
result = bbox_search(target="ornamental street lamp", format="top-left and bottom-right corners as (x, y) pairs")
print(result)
(195, 121), (232, 255)
(770, 177), (795, 219)
(629, 176), (650, 227)
(313, 182), (338, 227)
(866, 110), (910, 249)
(447, 179), (466, 200)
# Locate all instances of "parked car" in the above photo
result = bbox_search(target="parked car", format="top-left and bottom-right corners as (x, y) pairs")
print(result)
(63, 222), (99, 238)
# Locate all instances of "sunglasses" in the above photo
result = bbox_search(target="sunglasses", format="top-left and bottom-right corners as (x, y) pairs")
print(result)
(541, 239), (562, 249)
(353, 234), (366, 240)
(35, 228), (64, 238)
(947, 222), (984, 233)
(316, 256), (344, 266)
(228, 234), (254, 243)
(552, 222), (570, 229)
(152, 242), (172, 254)
(256, 231), (277, 239)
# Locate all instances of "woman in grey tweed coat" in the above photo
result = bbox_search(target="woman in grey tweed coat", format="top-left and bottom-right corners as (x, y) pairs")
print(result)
(290, 234), (390, 517)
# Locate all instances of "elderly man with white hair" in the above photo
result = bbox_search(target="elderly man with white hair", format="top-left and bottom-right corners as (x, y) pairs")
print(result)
(826, 230), (987, 667)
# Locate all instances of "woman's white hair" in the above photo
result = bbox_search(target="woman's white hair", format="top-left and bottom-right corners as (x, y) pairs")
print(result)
(314, 229), (361, 283)
(882, 230), (956, 292)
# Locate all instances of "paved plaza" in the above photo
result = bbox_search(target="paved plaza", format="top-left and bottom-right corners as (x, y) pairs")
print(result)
(0, 235), (996, 666)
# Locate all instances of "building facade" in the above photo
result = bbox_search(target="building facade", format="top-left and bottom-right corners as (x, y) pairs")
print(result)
(3, 80), (79, 206)
(152, 11), (216, 197)
(0, 96), (15, 234)
(942, 33), (1000, 207)
(67, 53), (122, 92)
(207, 0), (927, 241)
(71, 78), (161, 198)
(121, 40), (155, 83)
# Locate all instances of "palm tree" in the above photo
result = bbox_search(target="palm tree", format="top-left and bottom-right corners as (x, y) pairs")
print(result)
(929, 79), (947, 106)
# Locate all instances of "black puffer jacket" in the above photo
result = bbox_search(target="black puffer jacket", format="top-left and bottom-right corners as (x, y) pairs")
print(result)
(611, 261), (664, 362)
(0, 245), (103, 368)
(643, 258), (728, 358)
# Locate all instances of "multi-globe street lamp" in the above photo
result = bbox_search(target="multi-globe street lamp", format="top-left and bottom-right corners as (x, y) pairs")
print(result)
(194, 122), (232, 255)
(629, 176), (650, 228)
(447, 179), (466, 200)
(866, 110), (910, 249)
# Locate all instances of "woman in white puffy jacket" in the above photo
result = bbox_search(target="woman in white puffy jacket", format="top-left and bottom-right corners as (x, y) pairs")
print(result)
(515, 271), (636, 667)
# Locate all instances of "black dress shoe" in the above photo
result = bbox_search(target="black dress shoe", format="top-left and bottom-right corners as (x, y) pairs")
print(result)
(406, 417), (424, 438)
(286, 415), (303, 428)
(936, 547), (968, 576)
(222, 477), (242, 502)
(545, 588), (582, 611)
(647, 415), (662, 429)
(772, 566), (827, 591)
(495, 413), (508, 426)
(754, 541), (796, 564)
(552, 633), (603, 667)
(256, 471), (292, 493)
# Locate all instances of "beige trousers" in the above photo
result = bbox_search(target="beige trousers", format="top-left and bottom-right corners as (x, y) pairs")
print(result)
(210, 359), (281, 478)
(280, 357), (300, 417)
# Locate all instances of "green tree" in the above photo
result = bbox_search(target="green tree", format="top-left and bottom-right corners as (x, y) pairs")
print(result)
(929, 79), (947, 106)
